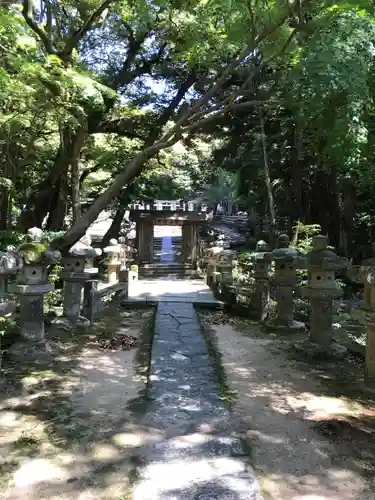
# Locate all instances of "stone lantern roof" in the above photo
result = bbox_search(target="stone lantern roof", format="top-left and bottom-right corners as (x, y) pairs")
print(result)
(306, 235), (343, 267)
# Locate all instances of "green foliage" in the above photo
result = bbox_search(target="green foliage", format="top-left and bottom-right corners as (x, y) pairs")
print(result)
(291, 222), (321, 254)
(0, 231), (25, 250)
(41, 231), (65, 244)
(235, 251), (256, 283)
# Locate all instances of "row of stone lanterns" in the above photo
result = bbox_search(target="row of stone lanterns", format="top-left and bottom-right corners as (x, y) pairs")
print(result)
(0, 228), (132, 344)
(205, 233), (375, 386)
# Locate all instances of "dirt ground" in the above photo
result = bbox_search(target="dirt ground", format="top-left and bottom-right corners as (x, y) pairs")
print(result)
(0, 306), (155, 500)
(200, 311), (375, 500)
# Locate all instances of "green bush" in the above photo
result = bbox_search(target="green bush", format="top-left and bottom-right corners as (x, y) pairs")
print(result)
(41, 231), (65, 244)
(291, 221), (321, 254)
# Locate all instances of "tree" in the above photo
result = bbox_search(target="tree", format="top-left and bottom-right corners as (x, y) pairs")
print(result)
(10, 0), (311, 251)
(3, 0), (372, 255)
(204, 3), (375, 254)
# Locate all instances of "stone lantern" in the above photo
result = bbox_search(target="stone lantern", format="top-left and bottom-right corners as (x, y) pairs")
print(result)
(347, 259), (375, 385)
(61, 240), (98, 323)
(213, 250), (237, 302)
(265, 234), (306, 333)
(217, 250), (237, 282)
(10, 229), (61, 341)
(204, 246), (223, 288)
(300, 235), (349, 350)
(104, 238), (122, 284)
(250, 240), (272, 320)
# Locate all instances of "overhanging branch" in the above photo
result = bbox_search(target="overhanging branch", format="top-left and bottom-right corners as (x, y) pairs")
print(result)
(61, 0), (116, 59)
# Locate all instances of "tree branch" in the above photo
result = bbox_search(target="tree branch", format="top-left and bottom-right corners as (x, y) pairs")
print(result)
(163, 14), (289, 142)
(60, 0), (116, 59)
(92, 116), (148, 139)
(22, 0), (55, 54)
(184, 28), (297, 127)
(144, 70), (197, 146)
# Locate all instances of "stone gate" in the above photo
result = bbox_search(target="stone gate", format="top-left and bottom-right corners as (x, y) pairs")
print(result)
(130, 207), (205, 266)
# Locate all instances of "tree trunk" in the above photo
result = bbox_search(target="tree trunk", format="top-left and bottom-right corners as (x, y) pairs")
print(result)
(18, 125), (85, 231)
(102, 205), (126, 246)
(288, 118), (303, 234)
(71, 129), (86, 224)
(0, 193), (9, 230)
(102, 185), (135, 246)
(340, 176), (357, 256)
(45, 180), (67, 230)
(50, 152), (151, 251)
(259, 107), (276, 244)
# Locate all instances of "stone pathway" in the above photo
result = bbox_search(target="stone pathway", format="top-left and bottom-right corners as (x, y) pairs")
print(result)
(131, 234), (260, 498)
(132, 300), (261, 499)
(127, 278), (217, 304)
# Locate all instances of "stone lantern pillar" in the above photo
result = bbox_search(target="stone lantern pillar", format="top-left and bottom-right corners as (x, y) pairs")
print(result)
(250, 240), (272, 321)
(265, 234), (306, 332)
(204, 246), (223, 288)
(61, 243), (98, 324)
(10, 228), (61, 341)
(347, 259), (375, 385)
(300, 235), (349, 350)
(104, 238), (122, 284)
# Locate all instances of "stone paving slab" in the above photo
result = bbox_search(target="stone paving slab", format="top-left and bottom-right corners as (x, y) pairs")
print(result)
(128, 279), (220, 305)
(132, 301), (261, 500)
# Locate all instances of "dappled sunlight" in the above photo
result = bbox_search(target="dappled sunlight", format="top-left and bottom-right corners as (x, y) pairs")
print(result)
(206, 320), (375, 499)
(0, 306), (154, 499)
(90, 443), (122, 461)
(13, 458), (69, 487)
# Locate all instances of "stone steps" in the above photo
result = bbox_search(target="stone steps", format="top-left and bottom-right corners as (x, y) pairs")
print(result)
(139, 263), (197, 279)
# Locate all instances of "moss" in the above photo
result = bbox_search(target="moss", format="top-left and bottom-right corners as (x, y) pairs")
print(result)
(18, 242), (48, 263)
(127, 307), (157, 416)
(197, 311), (237, 406)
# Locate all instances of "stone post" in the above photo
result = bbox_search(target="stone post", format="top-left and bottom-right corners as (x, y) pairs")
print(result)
(216, 253), (237, 305)
(250, 240), (272, 321)
(265, 234), (305, 333)
(10, 229), (60, 342)
(61, 243), (98, 324)
(182, 222), (198, 266)
(104, 239), (122, 284)
(300, 235), (349, 351)
(137, 221), (154, 264)
(118, 236), (128, 282)
(347, 259), (375, 385)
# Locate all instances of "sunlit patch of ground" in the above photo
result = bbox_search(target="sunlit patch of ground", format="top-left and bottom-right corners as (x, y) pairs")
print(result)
(199, 311), (375, 500)
(0, 306), (156, 500)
